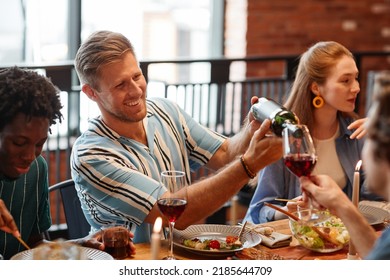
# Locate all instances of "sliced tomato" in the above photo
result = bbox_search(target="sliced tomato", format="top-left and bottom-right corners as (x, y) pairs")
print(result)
(209, 240), (220, 249)
(226, 236), (238, 244)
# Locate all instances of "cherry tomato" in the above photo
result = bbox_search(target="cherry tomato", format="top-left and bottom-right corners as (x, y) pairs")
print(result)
(209, 240), (220, 249)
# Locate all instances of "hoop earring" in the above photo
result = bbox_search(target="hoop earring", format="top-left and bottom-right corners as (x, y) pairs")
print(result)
(313, 95), (324, 108)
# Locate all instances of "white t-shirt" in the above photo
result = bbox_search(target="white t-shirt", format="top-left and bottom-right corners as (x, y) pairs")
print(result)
(312, 127), (347, 189)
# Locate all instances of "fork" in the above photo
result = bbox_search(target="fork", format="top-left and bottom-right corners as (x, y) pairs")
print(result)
(238, 221), (247, 241)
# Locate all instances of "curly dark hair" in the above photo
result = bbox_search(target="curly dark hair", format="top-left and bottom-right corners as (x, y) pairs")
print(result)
(0, 66), (63, 131)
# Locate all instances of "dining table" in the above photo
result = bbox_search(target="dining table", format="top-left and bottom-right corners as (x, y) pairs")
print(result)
(126, 218), (386, 260)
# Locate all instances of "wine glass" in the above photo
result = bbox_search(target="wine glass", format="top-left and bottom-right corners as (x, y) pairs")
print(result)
(157, 170), (187, 260)
(282, 124), (317, 217)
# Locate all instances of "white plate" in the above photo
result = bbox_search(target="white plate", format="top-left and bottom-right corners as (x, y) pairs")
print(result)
(10, 247), (114, 260)
(359, 204), (390, 226)
(173, 224), (261, 257)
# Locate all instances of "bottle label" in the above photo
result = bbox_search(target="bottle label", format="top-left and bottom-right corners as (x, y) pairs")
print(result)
(251, 98), (299, 137)
(251, 99), (282, 121)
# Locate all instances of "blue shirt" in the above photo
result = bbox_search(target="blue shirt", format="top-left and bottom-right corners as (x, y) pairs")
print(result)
(365, 228), (390, 259)
(0, 156), (51, 259)
(71, 98), (225, 243)
(244, 115), (381, 224)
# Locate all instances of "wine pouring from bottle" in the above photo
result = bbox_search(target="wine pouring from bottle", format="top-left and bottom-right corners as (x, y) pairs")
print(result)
(251, 97), (303, 138)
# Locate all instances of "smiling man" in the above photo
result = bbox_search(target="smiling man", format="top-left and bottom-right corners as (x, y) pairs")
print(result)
(71, 30), (282, 245)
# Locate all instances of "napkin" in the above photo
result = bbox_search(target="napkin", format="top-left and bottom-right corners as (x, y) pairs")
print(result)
(259, 231), (292, 248)
(245, 222), (292, 248)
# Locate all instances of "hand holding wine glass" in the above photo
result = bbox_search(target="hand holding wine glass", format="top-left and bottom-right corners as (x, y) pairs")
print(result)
(157, 170), (187, 260)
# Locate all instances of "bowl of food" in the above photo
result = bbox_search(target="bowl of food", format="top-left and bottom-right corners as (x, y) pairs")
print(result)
(288, 209), (350, 253)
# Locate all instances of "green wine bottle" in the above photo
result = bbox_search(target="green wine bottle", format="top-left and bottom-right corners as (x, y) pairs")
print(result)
(251, 97), (302, 137)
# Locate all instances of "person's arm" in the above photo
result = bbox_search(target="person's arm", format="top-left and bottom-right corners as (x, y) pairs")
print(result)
(205, 96), (262, 170)
(330, 201), (377, 257)
(70, 231), (136, 256)
(73, 100), (281, 232)
(245, 160), (286, 223)
(27, 229), (136, 256)
(147, 119), (283, 229)
(250, 160), (303, 223)
(0, 199), (19, 236)
(300, 175), (377, 258)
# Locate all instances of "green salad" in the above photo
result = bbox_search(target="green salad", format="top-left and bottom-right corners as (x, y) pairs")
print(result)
(290, 212), (350, 252)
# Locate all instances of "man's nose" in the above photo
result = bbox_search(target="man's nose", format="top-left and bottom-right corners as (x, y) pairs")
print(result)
(21, 147), (36, 162)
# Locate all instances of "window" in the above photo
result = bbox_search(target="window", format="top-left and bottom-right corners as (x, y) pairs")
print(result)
(0, 0), (223, 135)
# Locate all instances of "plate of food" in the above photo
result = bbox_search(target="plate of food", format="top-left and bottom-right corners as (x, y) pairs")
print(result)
(11, 247), (113, 260)
(359, 204), (390, 226)
(173, 224), (261, 257)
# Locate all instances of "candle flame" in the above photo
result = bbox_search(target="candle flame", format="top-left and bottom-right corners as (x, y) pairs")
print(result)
(355, 160), (362, 172)
(153, 217), (162, 233)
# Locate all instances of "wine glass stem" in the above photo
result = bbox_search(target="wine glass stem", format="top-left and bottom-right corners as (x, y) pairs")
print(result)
(168, 222), (175, 259)
(308, 197), (313, 215)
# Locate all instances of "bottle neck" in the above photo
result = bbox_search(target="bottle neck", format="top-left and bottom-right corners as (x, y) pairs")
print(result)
(272, 111), (299, 136)
(284, 123), (304, 138)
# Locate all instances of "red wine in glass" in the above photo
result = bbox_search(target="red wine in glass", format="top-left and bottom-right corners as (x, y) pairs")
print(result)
(282, 124), (318, 218)
(157, 198), (187, 223)
(284, 154), (317, 177)
(158, 170), (187, 260)
(283, 124), (317, 178)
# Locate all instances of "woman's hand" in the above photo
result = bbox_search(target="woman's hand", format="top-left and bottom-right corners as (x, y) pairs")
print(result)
(285, 195), (305, 213)
(348, 118), (367, 139)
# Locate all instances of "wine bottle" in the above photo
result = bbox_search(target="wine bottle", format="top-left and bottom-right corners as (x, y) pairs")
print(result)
(250, 97), (302, 137)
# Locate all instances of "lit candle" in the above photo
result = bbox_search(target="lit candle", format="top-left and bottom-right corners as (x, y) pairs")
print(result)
(151, 217), (162, 260)
(348, 160), (362, 259)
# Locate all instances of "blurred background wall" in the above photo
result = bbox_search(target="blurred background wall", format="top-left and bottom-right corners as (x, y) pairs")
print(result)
(225, 0), (390, 113)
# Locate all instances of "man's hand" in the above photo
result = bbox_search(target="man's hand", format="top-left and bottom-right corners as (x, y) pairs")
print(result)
(0, 199), (20, 237)
(73, 229), (136, 257)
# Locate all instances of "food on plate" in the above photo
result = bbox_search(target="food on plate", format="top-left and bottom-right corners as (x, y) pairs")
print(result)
(182, 235), (242, 251)
(32, 239), (87, 260)
(289, 210), (350, 253)
(252, 226), (274, 236)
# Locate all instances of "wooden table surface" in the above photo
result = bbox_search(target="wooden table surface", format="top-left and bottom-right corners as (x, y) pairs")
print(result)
(126, 219), (384, 260)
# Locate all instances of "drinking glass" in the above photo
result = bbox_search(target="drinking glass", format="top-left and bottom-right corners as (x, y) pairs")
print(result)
(282, 124), (317, 215)
(282, 124), (317, 177)
(157, 170), (187, 260)
(101, 224), (130, 259)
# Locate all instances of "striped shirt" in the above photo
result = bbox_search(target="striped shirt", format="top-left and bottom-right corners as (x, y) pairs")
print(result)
(71, 98), (226, 243)
(0, 156), (51, 259)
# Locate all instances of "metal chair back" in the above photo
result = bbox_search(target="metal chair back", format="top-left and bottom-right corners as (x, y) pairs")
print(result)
(49, 179), (90, 239)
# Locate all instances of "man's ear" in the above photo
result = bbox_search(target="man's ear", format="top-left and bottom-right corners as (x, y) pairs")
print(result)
(82, 84), (97, 101)
(310, 82), (320, 95)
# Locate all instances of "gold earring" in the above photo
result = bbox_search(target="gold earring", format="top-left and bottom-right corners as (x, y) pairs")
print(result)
(313, 96), (324, 108)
